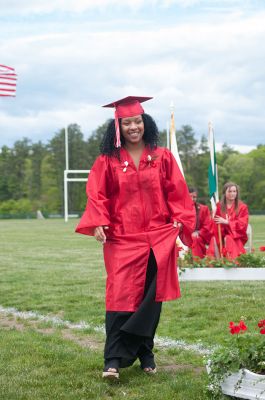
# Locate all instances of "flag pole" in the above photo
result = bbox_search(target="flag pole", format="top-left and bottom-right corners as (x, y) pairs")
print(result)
(208, 121), (222, 259)
(169, 102), (188, 259)
(64, 125), (69, 222)
(216, 180), (223, 259)
(215, 160), (223, 258)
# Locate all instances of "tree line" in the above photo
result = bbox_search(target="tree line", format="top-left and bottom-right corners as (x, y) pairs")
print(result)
(0, 121), (264, 217)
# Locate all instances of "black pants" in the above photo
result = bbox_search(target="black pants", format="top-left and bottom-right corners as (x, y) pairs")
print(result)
(104, 250), (162, 369)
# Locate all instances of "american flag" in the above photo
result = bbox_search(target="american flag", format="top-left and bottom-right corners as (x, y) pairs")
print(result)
(0, 64), (17, 97)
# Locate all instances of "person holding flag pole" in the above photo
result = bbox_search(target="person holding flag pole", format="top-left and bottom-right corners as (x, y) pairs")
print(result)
(207, 181), (249, 260)
(206, 123), (249, 259)
(188, 186), (212, 259)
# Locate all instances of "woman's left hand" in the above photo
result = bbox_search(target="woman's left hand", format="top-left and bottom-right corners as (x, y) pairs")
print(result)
(214, 216), (228, 225)
(173, 220), (183, 231)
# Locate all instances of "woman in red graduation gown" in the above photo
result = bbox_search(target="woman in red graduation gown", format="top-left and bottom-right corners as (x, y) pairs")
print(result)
(207, 182), (249, 259)
(76, 96), (195, 380)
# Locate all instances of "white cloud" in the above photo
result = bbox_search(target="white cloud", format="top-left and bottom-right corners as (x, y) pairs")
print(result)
(0, 0), (257, 15)
(0, 0), (164, 14)
(0, 5), (265, 147)
(215, 143), (255, 154)
(0, 103), (105, 145)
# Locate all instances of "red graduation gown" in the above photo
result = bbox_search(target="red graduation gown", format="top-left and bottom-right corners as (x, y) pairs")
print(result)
(191, 203), (212, 259)
(76, 146), (195, 311)
(207, 201), (249, 259)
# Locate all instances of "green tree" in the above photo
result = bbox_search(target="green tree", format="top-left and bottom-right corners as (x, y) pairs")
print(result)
(199, 134), (208, 153)
(7, 138), (31, 200)
(220, 143), (238, 164)
(1, 123), (264, 216)
(222, 153), (254, 203)
(40, 154), (61, 213)
(176, 125), (198, 174)
(30, 142), (47, 200)
(159, 129), (168, 148)
(86, 120), (110, 168)
(248, 145), (265, 210)
(0, 146), (12, 201)
(187, 134), (210, 204)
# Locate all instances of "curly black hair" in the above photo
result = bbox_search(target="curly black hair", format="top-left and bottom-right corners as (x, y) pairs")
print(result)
(100, 113), (159, 158)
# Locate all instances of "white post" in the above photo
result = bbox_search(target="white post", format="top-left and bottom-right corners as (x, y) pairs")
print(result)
(169, 101), (174, 152)
(64, 170), (68, 222)
(64, 170), (90, 222)
(65, 125), (69, 170)
(166, 121), (170, 149)
(64, 126), (69, 222)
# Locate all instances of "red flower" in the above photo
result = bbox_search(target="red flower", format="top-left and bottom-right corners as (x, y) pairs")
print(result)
(230, 325), (241, 334)
(259, 246), (265, 251)
(229, 319), (265, 336)
(258, 319), (265, 328)
(239, 320), (247, 331)
(257, 319), (265, 333)
(229, 320), (247, 334)
(229, 321), (239, 334)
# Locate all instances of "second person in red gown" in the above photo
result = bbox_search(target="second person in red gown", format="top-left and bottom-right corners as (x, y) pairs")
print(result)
(188, 187), (212, 259)
(207, 182), (249, 260)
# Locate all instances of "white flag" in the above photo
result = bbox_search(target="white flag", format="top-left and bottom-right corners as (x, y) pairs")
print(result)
(169, 105), (188, 258)
(170, 108), (184, 177)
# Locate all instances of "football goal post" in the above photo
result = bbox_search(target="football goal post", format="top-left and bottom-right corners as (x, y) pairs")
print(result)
(64, 169), (90, 222)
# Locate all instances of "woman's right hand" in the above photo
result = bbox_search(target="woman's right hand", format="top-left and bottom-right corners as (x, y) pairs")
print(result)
(94, 226), (109, 244)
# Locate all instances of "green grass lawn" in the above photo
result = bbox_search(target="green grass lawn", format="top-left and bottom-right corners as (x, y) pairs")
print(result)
(249, 214), (265, 253)
(0, 217), (264, 399)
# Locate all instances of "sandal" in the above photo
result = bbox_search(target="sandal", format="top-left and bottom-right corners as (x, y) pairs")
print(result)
(142, 366), (157, 374)
(139, 353), (157, 374)
(102, 367), (119, 380)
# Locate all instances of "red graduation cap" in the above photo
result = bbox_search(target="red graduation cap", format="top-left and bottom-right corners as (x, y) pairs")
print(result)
(103, 96), (153, 147)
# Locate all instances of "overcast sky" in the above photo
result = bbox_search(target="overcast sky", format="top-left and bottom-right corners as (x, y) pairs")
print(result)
(0, 0), (264, 152)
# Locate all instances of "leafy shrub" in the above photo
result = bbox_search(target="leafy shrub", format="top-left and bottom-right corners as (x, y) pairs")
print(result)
(0, 198), (33, 216)
(179, 250), (265, 268)
(206, 319), (265, 398)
